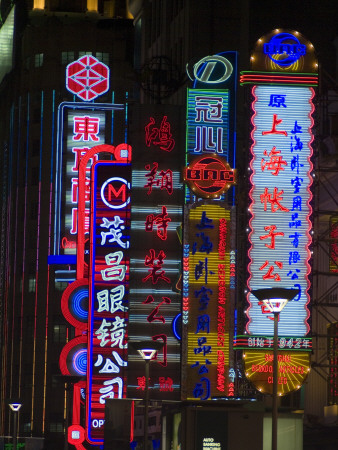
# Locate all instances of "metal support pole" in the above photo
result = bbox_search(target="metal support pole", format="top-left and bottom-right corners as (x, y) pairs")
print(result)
(144, 359), (150, 450)
(272, 311), (279, 450)
(13, 411), (18, 450)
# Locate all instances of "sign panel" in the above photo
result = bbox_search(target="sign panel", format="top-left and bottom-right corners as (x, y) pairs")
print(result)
(184, 204), (233, 400)
(243, 350), (310, 396)
(247, 84), (314, 337)
(87, 159), (131, 445)
(128, 105), (182, 401)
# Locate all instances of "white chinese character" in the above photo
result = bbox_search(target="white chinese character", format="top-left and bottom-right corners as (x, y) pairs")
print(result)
(99, 377), (123, 403)
(110, 316), (127, 349)
(95, 318), (112, 347)
(195, 96), (223, 123)
(101, 251), (126, 281)
(95, 351), (127, 374)
(100, 216), (129, 249)
(96, 286), (126, 314)
(279, 338), (286, 348)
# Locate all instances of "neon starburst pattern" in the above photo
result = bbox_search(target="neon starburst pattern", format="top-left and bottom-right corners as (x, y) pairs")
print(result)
(66, 55), (110, 101)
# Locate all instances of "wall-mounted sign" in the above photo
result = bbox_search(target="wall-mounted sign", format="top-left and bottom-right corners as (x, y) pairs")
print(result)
(250, 29), (317, 73)
(184, 154), (235, 198)
(66, 55), (110, 101)
(87, 158), (132, 446)
(128, 105), (183, 401)
(246, 84), (314, 337)
(243, 350), (310, 396)
(183, 204), (233, 400)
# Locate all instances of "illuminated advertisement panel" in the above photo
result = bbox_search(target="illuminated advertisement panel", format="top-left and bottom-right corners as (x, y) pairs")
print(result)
(64, 111), (105, 253)
(243, 350), (310, 395)
(128, 105), (183, 401)
(184, 204), (233, 400)
(329, 216), (338, 273)
(87, 159), (131, 445)
(247, 84), (314, 337)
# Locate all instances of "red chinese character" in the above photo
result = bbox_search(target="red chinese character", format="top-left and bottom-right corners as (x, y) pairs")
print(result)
(71, 208), (90, 234)
(259, 225), (284, 249)
(137, 376), (147, 391)
(72, 147), (98, 172)
(71, 177), (90, 203)
(142, 249), (170, 284)
(152, 334), (167, 367)
(145, 116), (175, 152)
(262, 114), (287, 136)
(145, 206), (171, 240)
(144, 162), (173, 195)
(260, 187), (289, 212)
(259, 260), (283, 281)
(159, 377), (174, 392)
(73, 116), (100, 141)
(142, 295), (171, 323)
(261, 147), (287, 176)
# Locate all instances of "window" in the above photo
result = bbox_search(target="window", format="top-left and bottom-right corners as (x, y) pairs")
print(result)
(34, 53), (44, 67)
(28, 276), (36, 293)
(79, 51), (92, 57)
(61, 51), (75, 65)
(53, 324), (67, 343)
(96, 52), (109, 65)
(54, 280), (70, 291)
(49, 421), (64, 433)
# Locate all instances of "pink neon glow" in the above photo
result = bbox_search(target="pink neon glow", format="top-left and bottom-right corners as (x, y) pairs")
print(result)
(77, 144), (131, 279)
(246, 85), (314, 335)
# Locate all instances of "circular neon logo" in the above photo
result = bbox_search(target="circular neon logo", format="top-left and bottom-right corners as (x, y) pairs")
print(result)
(100, 177), (130, 210)
(263, 33), (306, 67)
(184, 155), (235, 198)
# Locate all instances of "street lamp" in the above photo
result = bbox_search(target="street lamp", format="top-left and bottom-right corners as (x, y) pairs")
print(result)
(251, 288), (299, 450)
(9, 400), (22, 450)
(130, 340), (164, 450)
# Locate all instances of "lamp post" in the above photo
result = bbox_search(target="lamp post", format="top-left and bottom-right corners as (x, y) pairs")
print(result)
(9, 401), (22, 450)
(130, 340), (163, 450)
(251, 288), (299, 450)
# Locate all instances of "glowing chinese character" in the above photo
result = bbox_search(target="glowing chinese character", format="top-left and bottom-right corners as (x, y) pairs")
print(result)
(94, 351), (127, 373)
(99, 377), (123, 403)
(100, 216), (129, 248)
(262, 114), (287, 136)
(159, 377), (174, 392)
(96, 285), (126, 314)
(142, 295), (171, 323)
(259, 225), (284, 249)
(145, 206), (171, 241)
(261, 147), (287, 176)
(145, 116), (175, 152)
(142, 249), (170, 284)
(260, 187), (289, 212)
(195, 96), (223, 122)
(101, 251), (126, 281)
(71, 208), (90, 234)
(144, 162), (173, 195)
(259, 260), (283, 281)
(72, 147), (98, 172)
(268, 94), (287, 108)
(73, 116), (100, 141)
(71, 177), (90, 203)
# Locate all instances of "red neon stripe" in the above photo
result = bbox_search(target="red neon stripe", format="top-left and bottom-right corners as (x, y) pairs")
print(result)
(130, 400), (134, 442)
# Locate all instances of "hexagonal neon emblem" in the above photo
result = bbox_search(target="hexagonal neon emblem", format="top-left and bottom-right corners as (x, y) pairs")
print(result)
(66, 55), (110, 101)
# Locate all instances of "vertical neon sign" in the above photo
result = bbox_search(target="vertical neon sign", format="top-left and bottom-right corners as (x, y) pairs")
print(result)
(87, 156), (131, 445)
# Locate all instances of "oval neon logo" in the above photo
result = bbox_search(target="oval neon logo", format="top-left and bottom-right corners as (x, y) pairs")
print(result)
(186, 54), (233, 84)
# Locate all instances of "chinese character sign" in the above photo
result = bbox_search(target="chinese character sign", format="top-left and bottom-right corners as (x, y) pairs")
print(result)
(87, 161), (131, 445)
(63, 111), (105, 254)
(184, 204), (232, 400)
(247, 85), (314, 336)
(128, 106), (183, 401)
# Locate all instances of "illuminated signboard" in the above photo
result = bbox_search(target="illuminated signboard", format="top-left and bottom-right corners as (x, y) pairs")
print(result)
(327, 322), (338, 404)
(184, 204), (233, 400)
(249, 29), (317, 73)
(87, 158), (131, 445)
(128, 106), (182, 400)
(243, 350), (310, 396)
(63, 111), (105, 254)
(246, 84), (314, 337)
(66, 55), (110, 101)
(329, 216), (338, 273)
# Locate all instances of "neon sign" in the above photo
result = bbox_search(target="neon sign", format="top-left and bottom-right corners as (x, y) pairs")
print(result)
(247, 85), (314, 337)
(184, 154), (235, 198)
(186, 53), (234, 86)
(87, 160), (131, 445)
(185, 204), (232, 400)
(263, 32), (306, 67)
(243, 350), (310, 396)
(66, 55), (109, 101)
